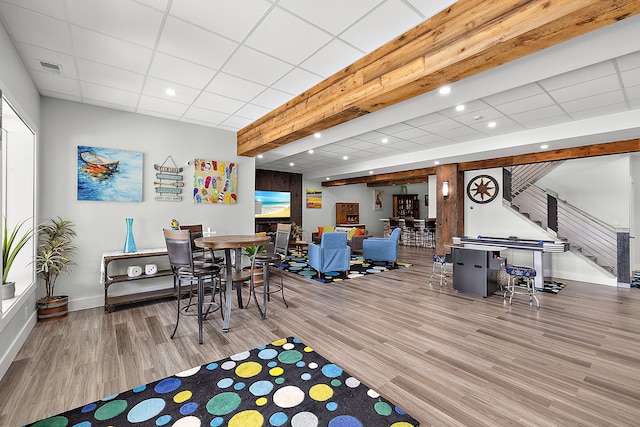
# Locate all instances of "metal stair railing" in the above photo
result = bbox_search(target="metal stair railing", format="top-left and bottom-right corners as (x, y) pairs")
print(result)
(556, 198), (617, 275)
(511, 185), (548, 228)
(510, 162), (563, 196)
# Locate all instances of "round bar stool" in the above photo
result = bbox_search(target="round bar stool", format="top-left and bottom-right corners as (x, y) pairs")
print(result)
(505, 266), (539, 308)
(429, 255), (447, 287)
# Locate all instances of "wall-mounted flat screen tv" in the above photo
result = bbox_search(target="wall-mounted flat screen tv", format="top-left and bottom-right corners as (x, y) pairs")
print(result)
(255, 190), (291, 219)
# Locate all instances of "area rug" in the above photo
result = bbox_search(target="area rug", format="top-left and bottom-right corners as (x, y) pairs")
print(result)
(283, 252), (411, 283)
(26, 337), (418, 427)
(512, 278), (567, 294)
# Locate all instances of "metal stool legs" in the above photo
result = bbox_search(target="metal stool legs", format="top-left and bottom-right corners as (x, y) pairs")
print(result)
(430, 255), (447, 287)
(505, 266), (539, 308)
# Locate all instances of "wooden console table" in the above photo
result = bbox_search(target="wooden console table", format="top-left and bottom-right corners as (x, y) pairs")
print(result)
(102, 248), (173, 312)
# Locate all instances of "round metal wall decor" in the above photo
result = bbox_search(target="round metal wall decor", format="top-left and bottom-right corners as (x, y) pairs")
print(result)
(466, 174), (499, 204)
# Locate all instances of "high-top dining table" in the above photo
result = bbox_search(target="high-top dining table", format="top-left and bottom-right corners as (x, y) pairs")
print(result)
(195, 234), (270, 332)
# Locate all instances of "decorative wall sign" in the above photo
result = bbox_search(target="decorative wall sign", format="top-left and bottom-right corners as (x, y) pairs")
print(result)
(154, 156), (183, 202)
(374, 189), (384, 211)
(77, 146), (142, 202)
(306, 188), (322, 208)
(193, 159), (237, 204)
(467, 174), (499, 204)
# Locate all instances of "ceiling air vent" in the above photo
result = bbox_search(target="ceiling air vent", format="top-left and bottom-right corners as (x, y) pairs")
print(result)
(39, 60), (63, 75)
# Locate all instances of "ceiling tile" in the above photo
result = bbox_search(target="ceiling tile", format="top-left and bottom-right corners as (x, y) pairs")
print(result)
(192, 92), (244, 115)
(549, 75), (621, 104)
(66, 0), (163, 48)
(0, 2), (73, 54)
(278, 0), (380, 35)
(77, 58), (145, 93)
(182, 106), (230, 126)
(80, 81), (139, 108)
(15, 42), (78, 78)
(272, 67), (323, 96)
(71, 26), (152, 74)
(142, 77), (200, 105)
(169, 0), (271, 42)
(31, 72), (81, 97)
(406, 0), (459, 18)
(339, 0), (424, 53)
(234, 103), (271, 121)
(137, 94), (189, 116)
(206, 73), (266, 102)
(1, 0), (66, 19)
(539, 60), (616, 91)
(245, 7), (332, 65)
(157, 16), (238, 70)
(221, 115), (253, 130)
(493, 93), (556, 115)
(510, 105), (569, 127)
(300, 39), (364, 78)
(392, 127), (430, 140)
(135, 0), (169, 12)
(621, 67), (640, 88)
(250, 88), (293, 109)
(148, 52), (216, 89)
(616, 50), (640, 72)
(483, 83), (544, 106)
(222, 46), (293, 87)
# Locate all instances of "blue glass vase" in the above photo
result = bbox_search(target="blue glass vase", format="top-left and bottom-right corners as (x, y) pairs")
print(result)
(123, 218), (137, 253)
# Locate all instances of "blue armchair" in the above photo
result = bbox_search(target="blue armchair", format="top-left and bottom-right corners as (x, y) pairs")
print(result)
(307, 232), (351, 277)
(362, 227), (401, 267)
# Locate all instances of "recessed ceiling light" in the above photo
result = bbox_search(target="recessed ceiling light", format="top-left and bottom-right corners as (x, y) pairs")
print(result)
(289, 162), (295, 166)
(439, 86), (451, 95)
(455, 104), (465, 112)
(488, 121), (497, 128)
(369, 171), (374, 174)
(342, 155), (348, 160)
(540, 144), (549, 149)
(257, 154), (263, 159)
(326, 177), (330, 181)
(381, 137), (389, 143)
(308, 149), (314, 154)
(434, 161), (440, 165)
(314, 132), (322, 138)
(166, 88), (177, 96)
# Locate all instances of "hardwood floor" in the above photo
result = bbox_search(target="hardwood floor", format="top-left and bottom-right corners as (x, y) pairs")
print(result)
(1, 245), (640, 426)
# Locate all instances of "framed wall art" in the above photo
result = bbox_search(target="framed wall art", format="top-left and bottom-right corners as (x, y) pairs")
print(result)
(77, 145), (143, 202)
(193, 159), (237, 204)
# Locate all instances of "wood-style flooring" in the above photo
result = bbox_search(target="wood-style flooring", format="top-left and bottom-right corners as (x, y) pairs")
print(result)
(1, 245), (640, 426)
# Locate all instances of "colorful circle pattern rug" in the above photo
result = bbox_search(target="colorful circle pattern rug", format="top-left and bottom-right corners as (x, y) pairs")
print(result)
(26, 337), (418, 427)
(284, 253), (411, 283)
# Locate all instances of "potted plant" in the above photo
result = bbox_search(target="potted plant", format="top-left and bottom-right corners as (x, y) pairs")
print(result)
(34, 217), (76, 321)
(2, 217), (35, 300)
(243, 245), (266, 286)
(291, 222), (303, 242)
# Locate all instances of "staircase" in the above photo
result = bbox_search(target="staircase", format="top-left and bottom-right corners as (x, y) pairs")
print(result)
(506, 163), (618, 277)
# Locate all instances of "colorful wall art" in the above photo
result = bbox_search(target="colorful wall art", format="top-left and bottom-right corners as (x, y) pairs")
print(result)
(77, 146), (143, 202)
(306, 188), (322, 208)
(193, 159), (237, 204)
(374, 189), (384, 211)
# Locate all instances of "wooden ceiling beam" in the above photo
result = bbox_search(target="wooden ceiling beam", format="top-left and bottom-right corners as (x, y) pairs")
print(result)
(237, 0), (639, 157)
(322, 139), (640, 187)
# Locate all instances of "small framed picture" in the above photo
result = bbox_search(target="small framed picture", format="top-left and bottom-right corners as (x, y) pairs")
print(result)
(425, 194), (429, 206)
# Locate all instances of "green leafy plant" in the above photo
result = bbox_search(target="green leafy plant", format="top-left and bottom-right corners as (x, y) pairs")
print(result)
(2, 217), (35, 285)
(291, 222), (303, 241)
(243, 245), (265, 258)
(35, 217), (76, 300)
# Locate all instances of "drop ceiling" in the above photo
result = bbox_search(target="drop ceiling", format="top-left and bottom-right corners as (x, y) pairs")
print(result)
(1, 0), (639, 182)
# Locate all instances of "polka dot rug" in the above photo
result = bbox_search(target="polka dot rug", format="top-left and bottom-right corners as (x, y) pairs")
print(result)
(26, 337), (419, 427)
(283, 252), (411, 283)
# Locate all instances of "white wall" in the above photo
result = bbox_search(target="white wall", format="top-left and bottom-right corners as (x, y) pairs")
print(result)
(632, 153), (640, 271)
(40, 97), (254, 311)
(301, 180), (429, 239)
(0, 19), (41, 382)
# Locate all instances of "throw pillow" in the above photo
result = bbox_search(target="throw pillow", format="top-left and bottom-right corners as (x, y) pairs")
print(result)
(317, 226), (323, 237)
(347, 227), (357, 241)
(322, 226), (335, 235)
(354, 228), (365, 236)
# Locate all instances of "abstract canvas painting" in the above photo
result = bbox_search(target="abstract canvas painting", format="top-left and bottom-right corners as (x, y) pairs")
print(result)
(306, 189), (322, 208)
(77, 146), (143, 202)
(193, 159), (237, 204)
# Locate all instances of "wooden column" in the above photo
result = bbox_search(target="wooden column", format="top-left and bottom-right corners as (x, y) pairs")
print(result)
(435, 164), (464, 255)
